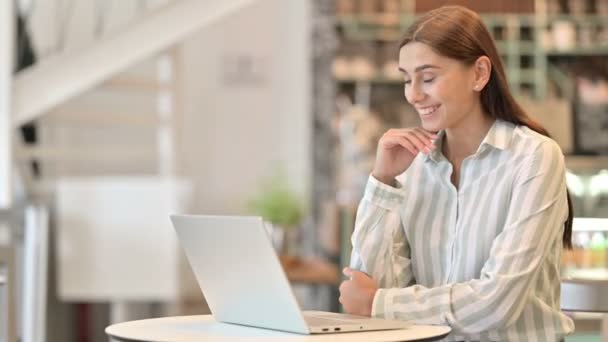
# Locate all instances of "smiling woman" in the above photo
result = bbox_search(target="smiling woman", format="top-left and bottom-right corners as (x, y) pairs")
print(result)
(339, 5), (576, 342)
(398, 43), (492, 137)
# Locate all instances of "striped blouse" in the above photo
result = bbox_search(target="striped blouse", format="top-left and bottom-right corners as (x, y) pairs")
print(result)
(350, 119), (575, 341)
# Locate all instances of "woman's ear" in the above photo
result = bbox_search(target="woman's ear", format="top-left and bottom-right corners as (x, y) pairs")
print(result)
(472, 56), (491, 92)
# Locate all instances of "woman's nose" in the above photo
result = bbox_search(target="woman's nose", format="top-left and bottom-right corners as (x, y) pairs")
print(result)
(405, 83), (426, 104)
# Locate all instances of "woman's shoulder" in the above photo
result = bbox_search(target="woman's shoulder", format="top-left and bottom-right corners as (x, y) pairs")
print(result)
(511, 124), (564, 159)
(508, 124), (566, 174)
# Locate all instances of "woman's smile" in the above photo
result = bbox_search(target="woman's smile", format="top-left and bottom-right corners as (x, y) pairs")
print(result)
(417, 104), (441, 119)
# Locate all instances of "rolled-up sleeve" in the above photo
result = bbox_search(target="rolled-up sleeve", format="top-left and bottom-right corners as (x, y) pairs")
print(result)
(349, 175), (415, 298)
(369, 141), (568, 334)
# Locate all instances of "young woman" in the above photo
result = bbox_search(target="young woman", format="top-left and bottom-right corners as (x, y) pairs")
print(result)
(338, 6), (575, 341)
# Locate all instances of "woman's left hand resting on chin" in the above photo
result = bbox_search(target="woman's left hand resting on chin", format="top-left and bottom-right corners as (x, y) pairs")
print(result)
(339, 267), (379, 317)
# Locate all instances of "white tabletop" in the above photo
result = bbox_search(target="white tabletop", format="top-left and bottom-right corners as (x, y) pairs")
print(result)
(106, 315), (451, 342)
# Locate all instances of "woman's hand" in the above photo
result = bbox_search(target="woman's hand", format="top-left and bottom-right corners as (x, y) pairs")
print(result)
(372, 127), (437, 185)
(339, 267), (379, 317)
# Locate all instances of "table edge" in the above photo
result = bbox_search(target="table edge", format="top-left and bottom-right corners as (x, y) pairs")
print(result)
(107, 330), (451, 342)
(105, 315), (452, 342)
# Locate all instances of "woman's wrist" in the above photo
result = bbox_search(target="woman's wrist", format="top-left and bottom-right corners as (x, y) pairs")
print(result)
(371, 172), (396, 187)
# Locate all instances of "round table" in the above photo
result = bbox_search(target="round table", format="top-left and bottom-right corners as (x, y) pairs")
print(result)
(561, 268), (608, 312)
(561, 269), (608, 339)
(106, 315), (451, 342)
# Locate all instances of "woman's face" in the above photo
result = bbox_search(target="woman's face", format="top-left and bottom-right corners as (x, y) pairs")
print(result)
(398, 42), (480, 132)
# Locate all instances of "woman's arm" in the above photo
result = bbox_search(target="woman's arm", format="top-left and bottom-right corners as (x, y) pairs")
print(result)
(349, 175), (415, 289)
(372, 140), (568, 334)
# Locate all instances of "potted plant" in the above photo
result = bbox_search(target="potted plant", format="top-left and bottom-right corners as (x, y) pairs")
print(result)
(248, 172), (304, 255)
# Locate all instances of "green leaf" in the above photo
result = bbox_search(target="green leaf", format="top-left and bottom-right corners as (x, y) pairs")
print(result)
(247, 171), (304, 228)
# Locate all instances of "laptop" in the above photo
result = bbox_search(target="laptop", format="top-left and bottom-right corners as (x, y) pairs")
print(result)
(170, 214), (411, 334)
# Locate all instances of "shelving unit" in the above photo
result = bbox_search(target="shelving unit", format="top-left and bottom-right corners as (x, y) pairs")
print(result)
(335, 13), (549, 97)
(333, 2), (608, 101)
(331, 0), (608, 173)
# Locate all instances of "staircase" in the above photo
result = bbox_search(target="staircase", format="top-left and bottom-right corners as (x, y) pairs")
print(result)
(13, 0), (255, 127)
(2, 1), (256, 341)
(16, 52), (181, 195)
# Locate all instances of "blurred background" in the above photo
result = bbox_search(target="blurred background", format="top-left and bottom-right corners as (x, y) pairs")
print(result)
(0, 0), (607, 341)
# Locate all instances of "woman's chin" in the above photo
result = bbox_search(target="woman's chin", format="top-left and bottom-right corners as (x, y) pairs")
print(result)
(421, 120), (442, 133)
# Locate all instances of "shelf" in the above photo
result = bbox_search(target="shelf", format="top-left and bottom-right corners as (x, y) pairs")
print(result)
(335, 76), (403, 84)
(333, 10), (608, 102)
(546, 46), (608, 56)
(483, 14), (537, 25)
(341, 31), (402, 42)
(518, 42), (539, 54)
(335, 13), (552, 100)
(280, 255), (339, 285)
(546, 14), (608, 25)
(336, 14), (402, 27)
(336, 15), (403, 42)
(565, 155), (608, 173)
(495, 42), (538, 55)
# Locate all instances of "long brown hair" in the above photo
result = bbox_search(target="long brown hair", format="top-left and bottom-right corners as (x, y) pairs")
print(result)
(399, 5), (573, 248)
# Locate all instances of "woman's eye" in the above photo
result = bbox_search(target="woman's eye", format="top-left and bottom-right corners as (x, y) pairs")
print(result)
(423, 78), (435, 83)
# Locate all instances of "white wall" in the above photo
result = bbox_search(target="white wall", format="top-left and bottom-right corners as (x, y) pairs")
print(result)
(179, 0), (311, 214)
(17, 0), (311, 306)
(20, 0), (311, 215)
(11, 0), (311, 316)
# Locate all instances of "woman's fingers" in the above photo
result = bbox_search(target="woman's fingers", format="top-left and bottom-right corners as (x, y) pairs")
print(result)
(382, 135), (418, 155)
(384, 129), (435, 154)
(411, 129), (437, 147)
(396, 136), (421, 155)
(407, 127), (439, 140)
(379, 127), (441, 157)
(399, 130), (432, 153)
(387, 128), (437, 145)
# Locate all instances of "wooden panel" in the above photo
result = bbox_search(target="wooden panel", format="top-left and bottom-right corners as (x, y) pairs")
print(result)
(415, 0), (535, 13)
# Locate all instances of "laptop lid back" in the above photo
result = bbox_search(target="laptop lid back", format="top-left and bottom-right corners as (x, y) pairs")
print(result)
(170, 215), (310, 334)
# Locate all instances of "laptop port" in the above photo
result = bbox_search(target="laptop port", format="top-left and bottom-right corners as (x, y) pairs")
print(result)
(334, 328), (341, 331)
(322, 328), (329, 332)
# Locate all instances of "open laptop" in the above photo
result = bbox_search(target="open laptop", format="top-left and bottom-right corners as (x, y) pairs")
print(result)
(170, 214), (411, 334)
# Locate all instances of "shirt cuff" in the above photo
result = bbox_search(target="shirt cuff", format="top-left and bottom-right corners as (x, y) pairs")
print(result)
(372, 286), (452, 325)
(371, 288), (391, 319)
(363, 175), (405, 211)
